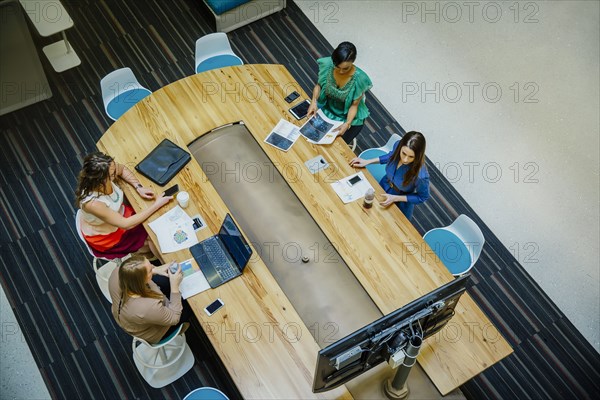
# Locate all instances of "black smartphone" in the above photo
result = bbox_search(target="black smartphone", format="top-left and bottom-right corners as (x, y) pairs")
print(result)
(192, 216), (204, 231)
(163, 184), (179, 196)
(284, 91), (300, 103)
(289, 99), (311, 120)
(204, 298), (224, 316)
(347, 175), (362, 186)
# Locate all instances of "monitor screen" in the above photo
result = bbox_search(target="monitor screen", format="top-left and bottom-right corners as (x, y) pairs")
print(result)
(219, 213), (252, 270)
(312, 274), (470, 392)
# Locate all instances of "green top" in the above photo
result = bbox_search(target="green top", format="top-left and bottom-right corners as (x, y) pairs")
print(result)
(316, 57), (373, 126)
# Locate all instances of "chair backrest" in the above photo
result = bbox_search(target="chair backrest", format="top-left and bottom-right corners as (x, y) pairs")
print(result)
(100, 67), (144, 111)
(75, 209), (96, 258)
(195, 33), (243, 72)
(447, 214), (485, 267)
(183, 387), (230, 400)
(381, 133), (401, 153)
(358, 148), (387, 182)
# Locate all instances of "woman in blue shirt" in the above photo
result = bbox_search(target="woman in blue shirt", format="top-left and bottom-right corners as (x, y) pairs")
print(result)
(307, 42), (373, 144)
(349, 131), (430, 220)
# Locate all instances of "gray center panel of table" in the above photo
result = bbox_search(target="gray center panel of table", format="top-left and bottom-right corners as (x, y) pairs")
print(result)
(188, 122), (463, 399)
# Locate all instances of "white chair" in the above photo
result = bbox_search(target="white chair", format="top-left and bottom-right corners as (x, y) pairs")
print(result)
(100, 67), (152, 121)
(132, 324), (195, 388)
(183, 387), (229, 400)
(195, 33), (243, 74)
(358, 133), (401, 182)
(423, 214), (485, 276)
(75, 210), (122, 302)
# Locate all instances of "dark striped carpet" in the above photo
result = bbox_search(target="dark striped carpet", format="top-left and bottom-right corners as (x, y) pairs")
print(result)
(0, 0), (598, 399)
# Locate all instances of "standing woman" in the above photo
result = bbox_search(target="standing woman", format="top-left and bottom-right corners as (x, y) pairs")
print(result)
(307, 42), (373, 144)
(349, 131), (430, 220)
(75, 152), (171, 259)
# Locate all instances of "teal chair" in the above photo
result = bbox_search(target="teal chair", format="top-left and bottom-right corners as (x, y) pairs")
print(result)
(358, 134), (401, 182)
(100, 68), (152, 121)
(195, 33), (243, 73)
(184, 387), (229, 400)
(423, 214), (485, 276)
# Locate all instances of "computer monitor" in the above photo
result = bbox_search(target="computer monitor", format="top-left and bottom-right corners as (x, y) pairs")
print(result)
(312, 274), (470, 392)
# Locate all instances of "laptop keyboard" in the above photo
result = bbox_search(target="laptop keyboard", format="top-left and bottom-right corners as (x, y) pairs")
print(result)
(205, 240), (237, 280)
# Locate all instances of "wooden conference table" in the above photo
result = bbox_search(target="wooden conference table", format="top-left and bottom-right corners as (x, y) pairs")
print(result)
(97, 65), (512, 398)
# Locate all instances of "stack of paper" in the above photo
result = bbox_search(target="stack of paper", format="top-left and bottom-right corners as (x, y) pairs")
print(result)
(300, 110), (342, 145)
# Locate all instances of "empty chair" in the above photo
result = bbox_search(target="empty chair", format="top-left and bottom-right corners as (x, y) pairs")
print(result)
(184, 387), (230, 400)
(423, 214), (485, 276)
(132, 324), (195, 388)
(358, 133), (401, 182)
(195, 32), (243, 74)
(75, 210), (123, 302)
(100, 67), (152, 121)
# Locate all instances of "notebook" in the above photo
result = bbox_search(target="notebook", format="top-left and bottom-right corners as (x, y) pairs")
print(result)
(135, 138), (191, 186)
(189, 214), (252, 288)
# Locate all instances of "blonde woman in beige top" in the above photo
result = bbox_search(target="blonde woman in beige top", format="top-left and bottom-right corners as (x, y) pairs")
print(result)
(109, 256), (188, 344)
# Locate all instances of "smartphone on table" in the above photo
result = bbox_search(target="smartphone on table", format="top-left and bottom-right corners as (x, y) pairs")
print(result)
(347, 175), (362, 186)
(204, 298), (224, 316)
(163, 184), (179, 196)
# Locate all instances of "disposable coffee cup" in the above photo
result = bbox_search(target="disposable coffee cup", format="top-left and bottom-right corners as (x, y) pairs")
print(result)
(176, 191), (189, 208)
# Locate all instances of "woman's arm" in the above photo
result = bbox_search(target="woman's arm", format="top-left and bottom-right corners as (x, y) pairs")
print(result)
(142, 295), (183, 327)
(349, 156), (379, 168)
(334, 95), (362, 136)
(307, 84), (321, 118)
(380, 177), (430, 207)
(116, 163), (155, 199)
(82, 194), (172, 230)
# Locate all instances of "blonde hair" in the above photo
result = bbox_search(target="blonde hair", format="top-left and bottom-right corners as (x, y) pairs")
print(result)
(118, 256), (162, 307)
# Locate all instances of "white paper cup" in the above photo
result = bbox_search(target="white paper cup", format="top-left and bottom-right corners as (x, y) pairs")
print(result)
(176, 191), (189, 208)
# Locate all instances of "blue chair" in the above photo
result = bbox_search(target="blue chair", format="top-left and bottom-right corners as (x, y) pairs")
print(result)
(100, 67), (152, 121)
(184, 387), (229, 400)
(358, 134), (401, 183)
(423, 214), (485, 276)
(195, 33), (243, 73)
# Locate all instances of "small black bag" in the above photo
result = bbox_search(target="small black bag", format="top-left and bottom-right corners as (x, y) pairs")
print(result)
(135, 139), (191, 186)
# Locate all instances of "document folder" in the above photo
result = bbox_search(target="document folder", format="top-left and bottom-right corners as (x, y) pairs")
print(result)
(135, 138), (191, 186)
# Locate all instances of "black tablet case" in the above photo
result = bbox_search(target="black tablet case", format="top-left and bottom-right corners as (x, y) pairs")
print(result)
(135, 138), (191, 186)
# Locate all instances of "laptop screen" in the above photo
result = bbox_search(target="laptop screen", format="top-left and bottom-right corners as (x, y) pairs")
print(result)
(219, 214), (252, 270)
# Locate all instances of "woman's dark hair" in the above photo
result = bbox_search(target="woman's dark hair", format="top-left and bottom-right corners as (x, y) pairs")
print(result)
(389, 131), (427, 186)
(74, 152), (115, 207)
(331, 42), (357, 66)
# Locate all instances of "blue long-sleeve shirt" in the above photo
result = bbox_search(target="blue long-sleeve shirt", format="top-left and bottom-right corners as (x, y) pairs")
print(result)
(378, 141), (430, 220)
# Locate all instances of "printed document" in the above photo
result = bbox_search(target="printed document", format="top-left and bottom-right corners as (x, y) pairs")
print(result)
(148, 206), (198, 253)
(331, 172), (374, 204)
(300, 110), (342, 145)
(264, 119), (301, 151)
(178, 258), (210, 299)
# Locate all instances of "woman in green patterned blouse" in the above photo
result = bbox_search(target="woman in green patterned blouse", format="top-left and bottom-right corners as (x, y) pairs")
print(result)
(307, 42), (373, 144)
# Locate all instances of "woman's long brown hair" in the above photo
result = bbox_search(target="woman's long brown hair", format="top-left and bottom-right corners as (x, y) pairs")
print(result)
(118, 256), (163, 309)
(74, 152), (115, 208)
(389, 131), (427, 186)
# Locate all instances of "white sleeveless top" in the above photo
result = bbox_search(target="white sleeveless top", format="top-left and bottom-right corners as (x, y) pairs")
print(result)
(79, 182), (125, 235)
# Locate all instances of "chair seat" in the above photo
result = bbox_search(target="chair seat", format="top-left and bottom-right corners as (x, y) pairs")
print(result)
(196, 54), (243, 73)
(423, 229), (472, 275)
(106, 88), (152, 120)
(359, 148), (386, 183)
(184, 387), (229, 400)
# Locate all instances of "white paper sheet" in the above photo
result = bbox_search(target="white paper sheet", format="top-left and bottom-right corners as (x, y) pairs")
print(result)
(300, 110), (342, 145)
(148, 206), (198, 253)
(178, 259), (211, 299)
(330, 172), (374, 204)
(264, 119), (301, 151)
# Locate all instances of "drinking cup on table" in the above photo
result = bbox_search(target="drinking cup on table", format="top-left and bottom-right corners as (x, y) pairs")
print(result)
(176, 191), (189, 208)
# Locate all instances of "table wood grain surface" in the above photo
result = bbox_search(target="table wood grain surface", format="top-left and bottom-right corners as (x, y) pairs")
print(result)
(97, 64), (512, 397)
